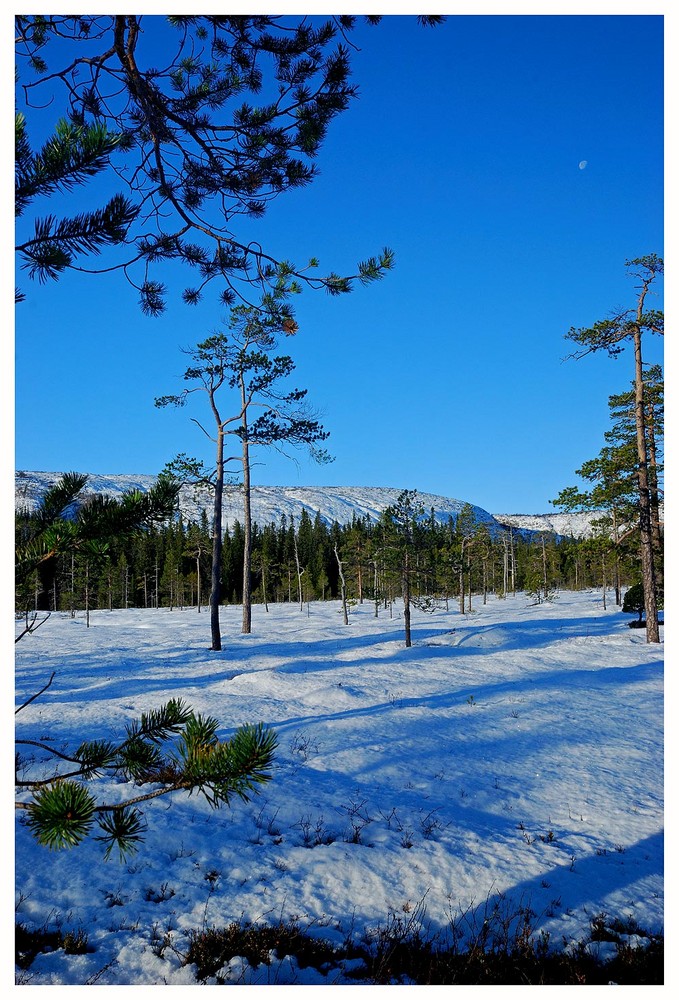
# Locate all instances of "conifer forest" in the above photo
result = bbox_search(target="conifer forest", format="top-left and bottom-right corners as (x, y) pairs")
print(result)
(15, 497), (661, 621)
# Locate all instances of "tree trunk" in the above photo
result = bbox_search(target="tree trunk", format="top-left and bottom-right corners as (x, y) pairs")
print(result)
(261, 557), (269, 612)
(196, 552), (201, 612)
(241, 424), (253, 634)
(292, 520), (304, 611)
(503, 533), (509, 597)
(510, 529), (516, 594)
(334, 544), (349, 625)
(210, 427), (225, 651)
(612, 508), (621, 606)
(632, 307), (659, 642)
(403, 549), (411, 648)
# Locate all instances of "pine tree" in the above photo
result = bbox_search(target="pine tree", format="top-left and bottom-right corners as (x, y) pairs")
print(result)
(553, 364), (664, 612)
(564, 255), (663, 642)
(454, 503), (479, 613)
(380, 490), (425, 647)
(156, 309), (329, 644)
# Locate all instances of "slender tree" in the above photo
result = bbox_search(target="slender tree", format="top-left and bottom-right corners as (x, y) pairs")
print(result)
(184, 522), (206, 612)
(381, 490), (425, 648)
(564, 255), (663, 642)
(157, 365), (230, 650)
(156, 312), (328, 644)
(334, 543), (349, 625)
(454, 503), (479, 614)
(291, 517), (306, 612)
(226, 308), (330, 631)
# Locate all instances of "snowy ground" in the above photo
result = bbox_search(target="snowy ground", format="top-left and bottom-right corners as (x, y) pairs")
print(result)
(14, 591), (664, 986)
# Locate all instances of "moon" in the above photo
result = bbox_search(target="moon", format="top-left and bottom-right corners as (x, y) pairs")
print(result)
(578, 160), (588, 170)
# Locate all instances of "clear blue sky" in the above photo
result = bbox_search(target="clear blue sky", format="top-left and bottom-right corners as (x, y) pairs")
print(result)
(13, 7), (665, 515)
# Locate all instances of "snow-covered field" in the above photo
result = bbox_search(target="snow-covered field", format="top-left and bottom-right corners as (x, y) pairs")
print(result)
(14, 590), (664, 986)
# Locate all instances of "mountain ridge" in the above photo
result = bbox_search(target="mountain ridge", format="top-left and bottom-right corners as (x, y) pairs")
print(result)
(15, 470), (604, 539)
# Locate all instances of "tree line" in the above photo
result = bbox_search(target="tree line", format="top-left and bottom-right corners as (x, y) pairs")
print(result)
(16, 486), (651, 625)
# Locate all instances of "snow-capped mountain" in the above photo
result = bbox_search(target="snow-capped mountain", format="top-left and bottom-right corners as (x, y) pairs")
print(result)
(15, 470), (603, 539)
(492, 511), (602, 539)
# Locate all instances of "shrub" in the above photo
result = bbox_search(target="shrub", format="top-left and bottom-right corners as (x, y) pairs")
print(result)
(622, 583), (645, 623)
(623, 582), (664, 627)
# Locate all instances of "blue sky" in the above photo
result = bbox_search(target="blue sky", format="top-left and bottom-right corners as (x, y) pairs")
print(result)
(13, 7), (665, 515)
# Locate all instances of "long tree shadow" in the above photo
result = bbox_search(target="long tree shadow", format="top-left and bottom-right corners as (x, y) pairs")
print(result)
(15, 603), (660, 721)
(17, 640), (663, 737)
(260, 658), (663, 740)
(435, 830), (664, 948)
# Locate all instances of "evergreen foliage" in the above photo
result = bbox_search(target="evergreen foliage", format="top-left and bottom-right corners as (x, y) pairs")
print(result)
(13, 15), (440, 312)
(16, 473), (180, 613)
(156, 307), (330, 646)
(16, 688), (277, 860)
(379, 490), (426, 646)
(15, 113), (139, 298)
(561, 255), (663, 642)
(16, 491), (646, 619)
(622, 582), (645, 623)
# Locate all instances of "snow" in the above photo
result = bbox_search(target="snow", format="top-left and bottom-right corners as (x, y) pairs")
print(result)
(16, 471), (500, 533)
(19, 471), (614, 543)
(493, 511), (603, 539)
(15, 590), (663, 986)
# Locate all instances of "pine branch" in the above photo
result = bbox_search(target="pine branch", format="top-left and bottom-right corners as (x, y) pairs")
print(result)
(19, 195), (139, 282)
(16, 695), (278, 859)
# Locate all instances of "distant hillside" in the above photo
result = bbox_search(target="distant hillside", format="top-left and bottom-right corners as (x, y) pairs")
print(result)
(15, 471), (606, 539)
(492, 511), (599, 539)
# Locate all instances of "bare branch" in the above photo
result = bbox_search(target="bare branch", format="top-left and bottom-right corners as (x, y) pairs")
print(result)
(15, 670), (56, 713)
(15, 609), (52, 644)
